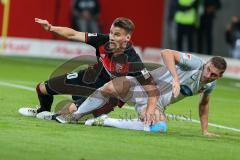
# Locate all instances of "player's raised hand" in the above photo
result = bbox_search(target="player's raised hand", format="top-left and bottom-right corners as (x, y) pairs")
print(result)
(172, 78), (180, 98)
(35, 18), (51, 31)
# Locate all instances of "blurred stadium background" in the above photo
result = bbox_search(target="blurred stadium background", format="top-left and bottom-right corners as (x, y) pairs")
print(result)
(0, 0), (239, 160)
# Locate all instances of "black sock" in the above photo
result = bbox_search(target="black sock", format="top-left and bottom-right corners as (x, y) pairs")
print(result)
(36, 84), (53, 113)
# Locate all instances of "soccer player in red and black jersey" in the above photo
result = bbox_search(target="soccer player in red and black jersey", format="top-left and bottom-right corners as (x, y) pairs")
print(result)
(19, 17), (159, 124)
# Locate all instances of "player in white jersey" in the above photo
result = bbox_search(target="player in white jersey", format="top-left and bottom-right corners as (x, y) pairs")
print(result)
(55, 49), (227, 136)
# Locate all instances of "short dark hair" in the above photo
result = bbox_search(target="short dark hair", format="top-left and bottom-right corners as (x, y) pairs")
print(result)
(113, 17), (135, 34)
(209, 56), (227, 73)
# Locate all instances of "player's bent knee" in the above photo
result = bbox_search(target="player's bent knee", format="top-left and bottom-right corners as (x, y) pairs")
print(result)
(100, 82), (116, 97)
(36, 83), (48, 95)
(100, 77), (131, 99)
(69, 103), (77, 113)
(114, 77), (131, 97)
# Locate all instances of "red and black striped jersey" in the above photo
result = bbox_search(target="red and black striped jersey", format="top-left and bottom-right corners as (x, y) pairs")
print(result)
(85, 33), (150, 83)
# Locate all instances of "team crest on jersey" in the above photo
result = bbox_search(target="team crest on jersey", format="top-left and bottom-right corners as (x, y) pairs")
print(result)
(88, 33), (97, 37)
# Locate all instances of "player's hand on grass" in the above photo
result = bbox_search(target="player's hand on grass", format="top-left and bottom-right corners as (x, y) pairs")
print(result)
(143, 107), (156, 125)
(203, 131), (220, 137)
(35, 18), (52, 31)
(172, 78), (180, 98)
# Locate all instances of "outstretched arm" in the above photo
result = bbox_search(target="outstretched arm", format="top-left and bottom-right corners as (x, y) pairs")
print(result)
(35, 18), (86, 42)
(161, 49), (181, 98)
(142, 82), (159, 125)
(199, 94), (219, 137)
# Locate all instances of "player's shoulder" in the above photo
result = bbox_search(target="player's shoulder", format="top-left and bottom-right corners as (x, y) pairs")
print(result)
(179, 52), (204, 70)
(125, 48), (142, 62)
(124, 45), (138, 56)
(180, 52), (204, 62)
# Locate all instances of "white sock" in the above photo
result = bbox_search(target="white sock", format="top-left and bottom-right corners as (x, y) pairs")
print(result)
(74, 89), (109, 115)
(103, 118), (150, 131)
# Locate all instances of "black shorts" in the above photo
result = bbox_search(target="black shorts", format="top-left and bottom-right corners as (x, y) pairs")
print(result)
(44, 69), (110, 99)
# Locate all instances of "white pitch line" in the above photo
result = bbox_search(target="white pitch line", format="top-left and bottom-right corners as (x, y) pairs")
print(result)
(0, 81), (70, 98)
(124, 107), (240, 133)
(1, 80), (240, 133)
(0, 81), (35, 91)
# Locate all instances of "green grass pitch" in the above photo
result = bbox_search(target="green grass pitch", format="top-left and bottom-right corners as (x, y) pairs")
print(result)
(0, 56), (239, 160)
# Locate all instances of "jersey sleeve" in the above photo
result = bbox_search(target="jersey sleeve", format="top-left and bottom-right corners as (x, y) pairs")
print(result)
(178, 52), (204, 70)
(203, 81), (216, 96)
(85, 33), (108, 48)
(128, 51), (154, 85)
(127, 51), (146, 77)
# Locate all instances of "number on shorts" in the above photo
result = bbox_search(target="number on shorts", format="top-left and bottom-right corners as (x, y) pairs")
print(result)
(67, 72), (78, 79)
